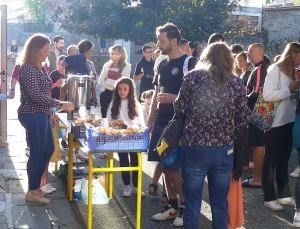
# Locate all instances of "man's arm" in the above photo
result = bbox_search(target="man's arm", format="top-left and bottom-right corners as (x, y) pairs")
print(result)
(134, 72), (144, 81)
(147, 86), (158, 132)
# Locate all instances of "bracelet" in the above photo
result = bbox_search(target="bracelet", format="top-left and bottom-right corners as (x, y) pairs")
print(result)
(10, 89), (15, 91)
(51, 107), (57, 114)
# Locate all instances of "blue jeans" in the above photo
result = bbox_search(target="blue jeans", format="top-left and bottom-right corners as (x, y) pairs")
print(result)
(181, 145), (233, 229)
(18, 113), (54, 190)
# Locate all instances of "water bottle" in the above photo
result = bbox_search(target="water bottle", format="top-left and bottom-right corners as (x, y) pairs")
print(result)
(79, 104), (86, 119)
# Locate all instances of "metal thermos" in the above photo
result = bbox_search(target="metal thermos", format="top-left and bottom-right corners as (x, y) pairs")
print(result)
(67, 74), (91, 120)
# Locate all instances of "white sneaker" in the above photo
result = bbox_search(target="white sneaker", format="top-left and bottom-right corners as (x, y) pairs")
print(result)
(264, 200), (284, 210)
(122, 185), (132, 197)
(46, 183), (57, 192)
(173, 205), (184, 226)
(290, 166), (300, 178)
(75, 149), (88, 161)
(277, 197), (295, 206)
(66, 154), (82, 164)
(25, 147), (30, 157)
(41, 184), (54, 194)
(294, 213), (300, 227)
(131, 187), (146, 198)
(152, 204), (178, 220)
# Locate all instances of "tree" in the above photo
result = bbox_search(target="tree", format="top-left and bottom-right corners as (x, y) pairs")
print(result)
(24, 0), (46, 22)
(46, 0), (238, 42)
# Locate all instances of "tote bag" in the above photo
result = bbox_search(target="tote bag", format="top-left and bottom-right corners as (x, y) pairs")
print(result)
(251, 65), (280, 131)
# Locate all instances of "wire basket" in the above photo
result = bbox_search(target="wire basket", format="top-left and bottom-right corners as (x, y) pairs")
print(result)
(85, 126), (148, 151)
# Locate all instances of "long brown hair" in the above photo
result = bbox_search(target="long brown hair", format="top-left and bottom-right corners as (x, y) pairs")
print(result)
(22, 33), (51, 70)
(109, 44), (128, 72)
(111, 77), (138, 120)
(196, 42), (235, 86)
(276, 42), (300, 80)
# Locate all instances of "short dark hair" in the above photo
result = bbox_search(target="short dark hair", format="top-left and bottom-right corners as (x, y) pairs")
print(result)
(57, 55), (67, 62)
(207, 33), (225, 45)
(142, 44), (152, 52)
(231, 44), (243, 54)
(156, 23), (181, 45)
(78, 39), (94, 54)
(53, 35), (64, 43)
(189, 42), (195, 49)
(179, 38), (188, 46)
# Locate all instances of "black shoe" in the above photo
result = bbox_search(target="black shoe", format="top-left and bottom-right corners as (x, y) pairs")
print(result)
(61, 140), (68, 149)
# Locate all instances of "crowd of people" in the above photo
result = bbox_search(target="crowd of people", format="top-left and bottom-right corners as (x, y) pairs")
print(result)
(6, 21), (300, 229)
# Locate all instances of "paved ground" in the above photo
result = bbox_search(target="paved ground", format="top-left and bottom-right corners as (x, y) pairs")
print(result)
(1, 76), (300, 228)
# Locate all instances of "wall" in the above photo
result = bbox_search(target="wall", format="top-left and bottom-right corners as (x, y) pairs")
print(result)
(7, 23), (114, 56)
(262, 6), (300, 60)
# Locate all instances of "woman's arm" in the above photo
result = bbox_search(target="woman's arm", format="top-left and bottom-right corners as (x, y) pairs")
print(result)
(99, 62), (111, 91)
(121, 63), (131, 78)
(9, 77), (18, 99)
(235, 79), (251, 129)
(263, 65), (291, 102)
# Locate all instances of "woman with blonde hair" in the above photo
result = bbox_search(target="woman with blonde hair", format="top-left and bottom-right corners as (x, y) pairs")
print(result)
(99, 44), (131, 118)
(18, 33), (74, 204)
(174, 42), (251, 229)
(262, 42), (300, 211)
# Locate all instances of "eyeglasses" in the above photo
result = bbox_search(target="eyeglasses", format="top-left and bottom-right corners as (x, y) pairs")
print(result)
(144, 51), (153, 54)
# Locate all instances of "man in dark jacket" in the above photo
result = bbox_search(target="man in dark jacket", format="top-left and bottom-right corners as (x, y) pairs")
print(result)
(134, 44), (155, 100)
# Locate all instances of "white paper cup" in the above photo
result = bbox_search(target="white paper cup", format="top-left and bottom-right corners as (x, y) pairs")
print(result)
(101, 118), (109, 129)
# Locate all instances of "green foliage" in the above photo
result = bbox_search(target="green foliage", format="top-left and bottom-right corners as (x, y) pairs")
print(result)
(46, 0), (238, 42)
(24, 0), (46, 22)
(295, 0), (300, 5)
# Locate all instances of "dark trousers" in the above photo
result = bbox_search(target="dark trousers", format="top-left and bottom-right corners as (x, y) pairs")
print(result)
(118, 152), (138, 187)
(296, 175), (300, 209)
(262, 122), (294, 201)
(100, 89), (113, 118)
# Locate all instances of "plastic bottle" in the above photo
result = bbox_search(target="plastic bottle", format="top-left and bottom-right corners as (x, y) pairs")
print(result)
(79, 104), (86, 119)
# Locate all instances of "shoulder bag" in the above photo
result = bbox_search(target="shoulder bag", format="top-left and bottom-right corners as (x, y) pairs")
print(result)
(251, 65), (280, 131)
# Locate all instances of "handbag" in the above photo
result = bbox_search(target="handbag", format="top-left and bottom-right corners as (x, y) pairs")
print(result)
(156, 115), (184, 161)
(251, 65), (280, 131)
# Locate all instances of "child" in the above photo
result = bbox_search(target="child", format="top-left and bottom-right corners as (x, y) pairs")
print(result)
(10, 40), (18, 60)
(106, 77), (146, 197)
(140, 89), (154, 125)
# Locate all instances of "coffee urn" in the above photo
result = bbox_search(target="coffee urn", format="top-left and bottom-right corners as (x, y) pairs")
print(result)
(67, 74), (91, 120)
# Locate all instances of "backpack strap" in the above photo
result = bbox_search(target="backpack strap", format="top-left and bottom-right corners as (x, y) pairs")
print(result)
(183, 55), (192, 74)
(254, 64), (262, 93)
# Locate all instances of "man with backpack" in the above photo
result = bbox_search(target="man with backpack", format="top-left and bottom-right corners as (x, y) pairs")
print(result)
(147, 23), (196, 227)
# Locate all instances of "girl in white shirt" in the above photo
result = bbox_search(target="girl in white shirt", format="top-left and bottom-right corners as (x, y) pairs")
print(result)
(99, 44), (131, 118)
(106, 77), (145, 197)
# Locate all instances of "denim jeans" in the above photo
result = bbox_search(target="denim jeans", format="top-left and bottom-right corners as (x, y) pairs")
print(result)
(18, 113), (54, 190)
(181, 145), (233, 229)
